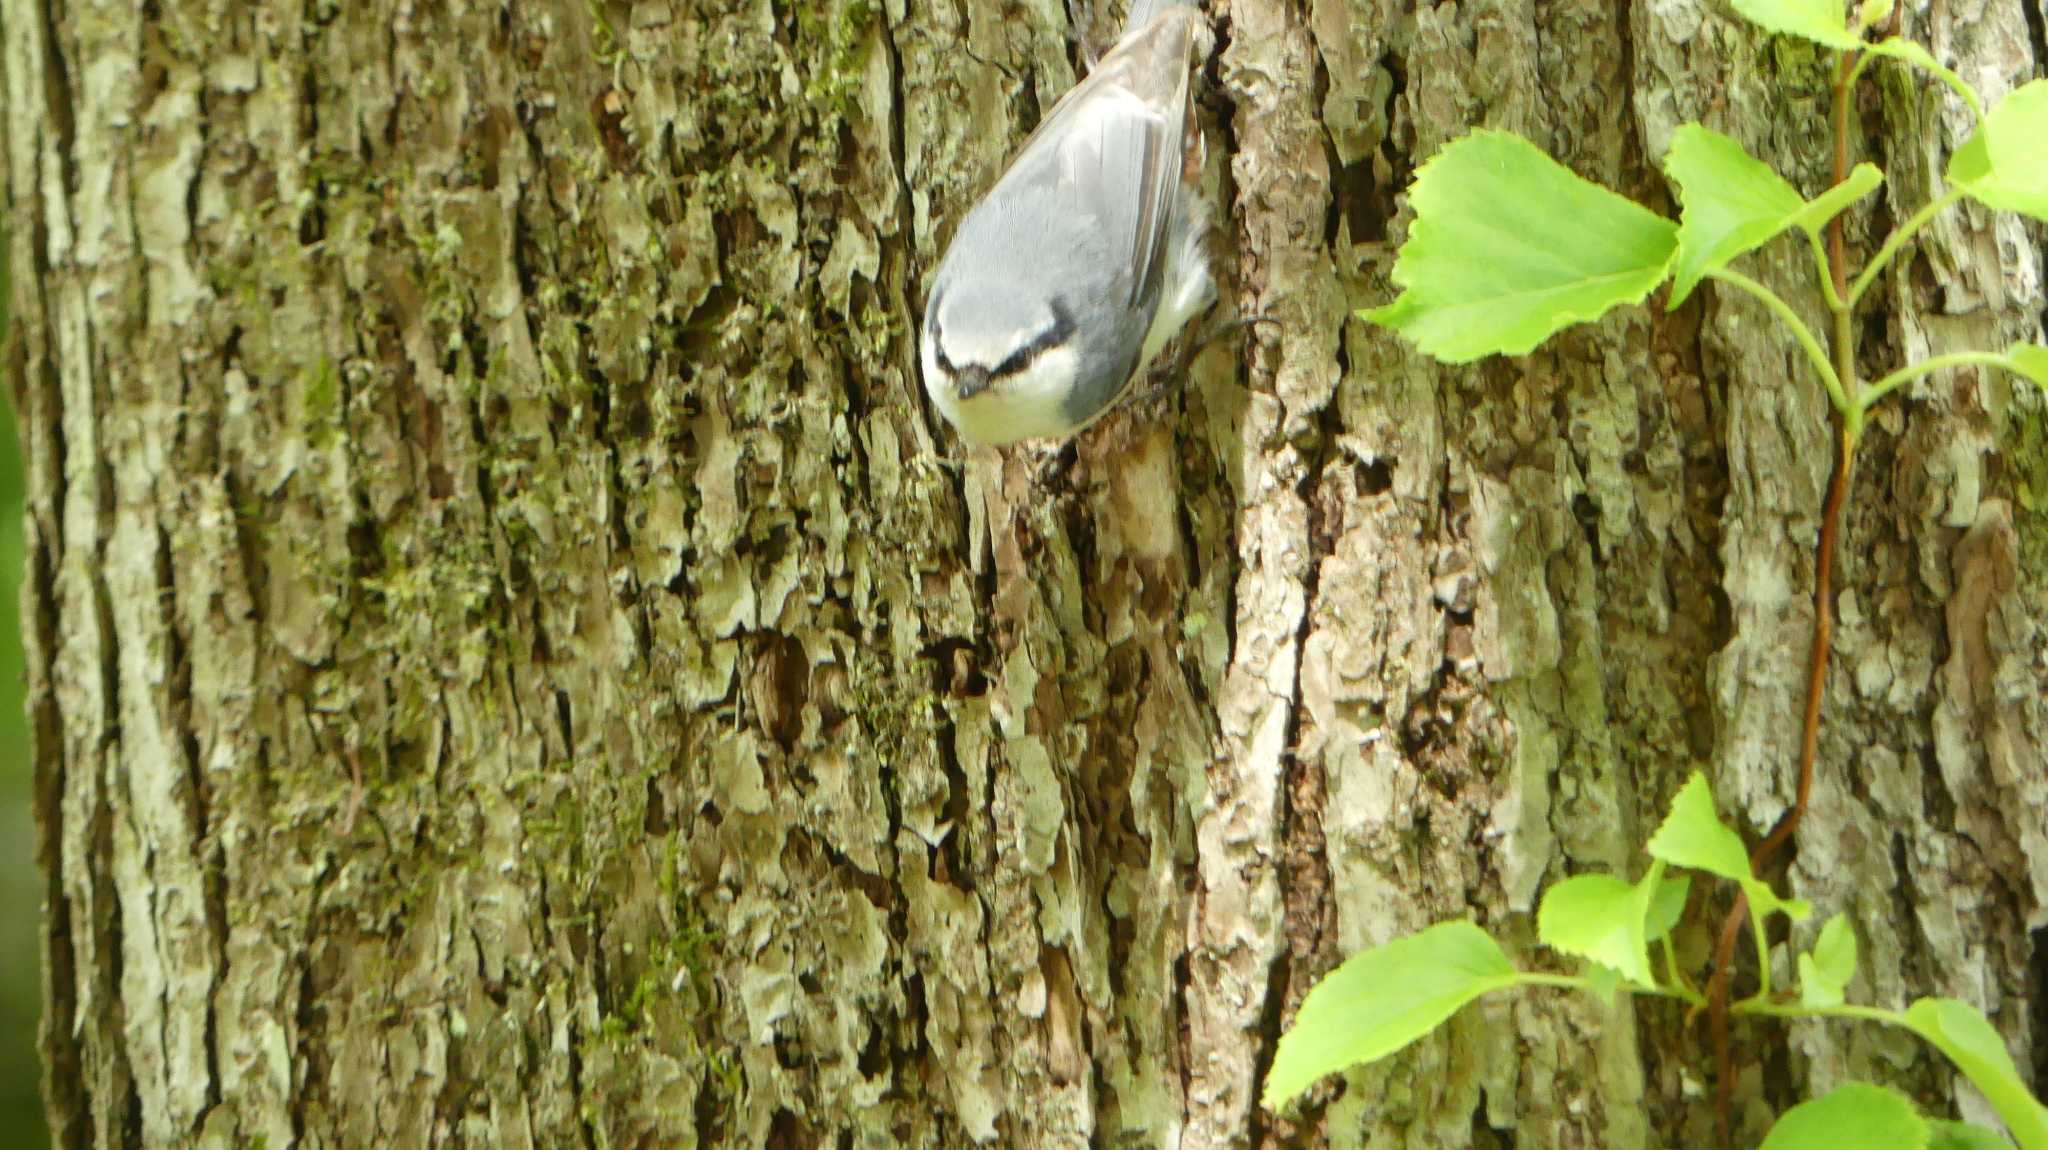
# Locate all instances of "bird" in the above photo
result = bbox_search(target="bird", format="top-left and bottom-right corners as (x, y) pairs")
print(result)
(919, 0), (1214, 446)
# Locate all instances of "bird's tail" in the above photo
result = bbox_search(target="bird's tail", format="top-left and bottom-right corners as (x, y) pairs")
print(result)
(1121, 0), (1197, 37)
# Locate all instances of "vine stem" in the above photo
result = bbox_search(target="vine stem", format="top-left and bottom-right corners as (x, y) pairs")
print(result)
(1513, 971), (1704, 1005)
(1770, 424), (1853, 882)
(1847, 186), (1966, 307)
(1859, 350), (2017, 412)
(1705, 268), (1846, 411)
(1706, 395), (1856, 1148)
(1709, 46), (1863, 1149)
(1737, 1000), (1901, 1025)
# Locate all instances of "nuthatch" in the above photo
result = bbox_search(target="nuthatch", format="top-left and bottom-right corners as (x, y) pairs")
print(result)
(920, 1), (1214, 445)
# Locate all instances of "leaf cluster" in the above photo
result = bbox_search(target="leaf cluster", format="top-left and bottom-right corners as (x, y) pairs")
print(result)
(1272, 0), (2048, 1144)
(1264, 776), (2048, 1150)
(1365, 20), (2047, 424)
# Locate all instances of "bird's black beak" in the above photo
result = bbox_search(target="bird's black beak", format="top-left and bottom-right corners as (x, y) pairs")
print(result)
(954, 365), (993, 401)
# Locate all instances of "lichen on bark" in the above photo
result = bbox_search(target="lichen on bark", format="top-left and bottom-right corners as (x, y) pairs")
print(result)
(5, 0), (2044, 1147)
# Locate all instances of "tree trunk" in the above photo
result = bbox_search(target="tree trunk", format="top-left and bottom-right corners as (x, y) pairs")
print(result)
(6, 0), (2044, 1146)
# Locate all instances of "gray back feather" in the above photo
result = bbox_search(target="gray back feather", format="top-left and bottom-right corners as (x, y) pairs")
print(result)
(932, 141), (1150, 420)
(925, 0), (1201, 426)
(1121, 0), (1196, 37)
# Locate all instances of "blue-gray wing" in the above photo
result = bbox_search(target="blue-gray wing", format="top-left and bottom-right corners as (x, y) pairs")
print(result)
(1002, 8), (1197, 310)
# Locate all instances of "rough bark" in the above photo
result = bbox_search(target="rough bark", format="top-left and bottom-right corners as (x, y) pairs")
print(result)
(5, 0), (2045, 1147)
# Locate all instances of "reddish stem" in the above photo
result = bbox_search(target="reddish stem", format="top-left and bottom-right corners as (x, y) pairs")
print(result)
(1760, 425), (1851, 871)
(1708, 48), (1861, 1147)
(1707, 886), (1748, 1147)
(1708, 428), (1852, 1141)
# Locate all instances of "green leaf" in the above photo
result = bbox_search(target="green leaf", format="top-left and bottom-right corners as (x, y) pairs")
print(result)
(1759, 1083), (1929, 1150)
(1647, 773), (1752, 879)
(1903, 999), (2048, 1150)
(1645, 772), (1812, 923)
(1662, 125), (1882, 305)
(1664, 126), (1805, 306)
(1365, 130), (1677, 363)
(2008, 345), (2048, 390)
(1794, 954), (1838, 1005)
(1764, 888), (1815, 925)
(1929, 1122), (2018, 1150)
(1866, 37), (1938, 70)
(1584, 962), (1626, 1003)
(1788, 163), (1886, 234)
(1646, 874), (1692, 942)
(1856, 0), (1894, 29)
(1731, 0), (1865, 48)
(1951, 81), (2048, 221)
(1797, 913), (1858, 1007)
(1537, 863), (1664, 986)
(1263, 921), (1520, 1110)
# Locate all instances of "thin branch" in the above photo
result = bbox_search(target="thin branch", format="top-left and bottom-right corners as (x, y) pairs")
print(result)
(1829, 52), (1855, 309)
(1908, 56), (1986, 121)
(1845, 27), (1986, 121)
(1708, 420), (1856, 1144)
(1844, 50), (1985, 121)
(1769, 423), (1854, 880)
(1662, 933), (1701, 1003)
(1859, 351), (2018, 412)
(1707, 268), (1848, 412)
(1708, 888), (1748, 1148)
(1807, 228), (1844, 313)
(1711, 50), (1863, 1149)
(1512, 972), (1594, 992)
(1513, 971), (1699, 1002)
(1748, 899), (1773, 1000)
(1847, 186), (1966, 307)
(1737, 1000), (1902, 1025)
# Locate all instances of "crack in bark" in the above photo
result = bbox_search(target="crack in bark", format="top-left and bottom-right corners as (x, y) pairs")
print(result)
(19, 1), (2048, 1146)
(15, 6), (86, 1141)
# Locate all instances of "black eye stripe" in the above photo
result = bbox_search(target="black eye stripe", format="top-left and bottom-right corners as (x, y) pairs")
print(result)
(992, 300), (1076, 380)
(992, 342), (1047, 379)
